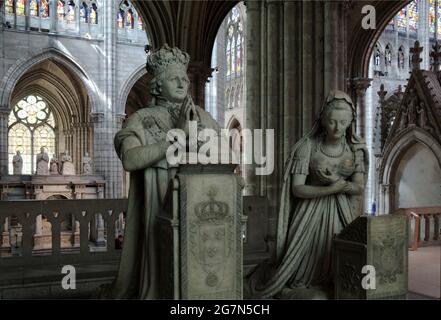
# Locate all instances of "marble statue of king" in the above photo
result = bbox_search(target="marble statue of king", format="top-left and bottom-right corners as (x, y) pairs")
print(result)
(104, 44), (220, 299)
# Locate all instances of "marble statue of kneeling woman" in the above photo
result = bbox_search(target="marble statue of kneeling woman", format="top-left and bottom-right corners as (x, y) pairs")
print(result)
(246, 90), (369, 299)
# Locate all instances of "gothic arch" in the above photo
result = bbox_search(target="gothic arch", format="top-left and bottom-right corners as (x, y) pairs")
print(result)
(349, 1), (412, 79)
(380, 128), (441, 185)
(117, 64), (148, 115)
(226, 116), (241, 131)
(378, 128), (441, 213)
(0, 48), (101, 112)
(132, 0), (239, 70)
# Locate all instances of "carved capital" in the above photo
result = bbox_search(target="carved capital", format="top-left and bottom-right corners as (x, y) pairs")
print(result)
(90, 112), (105, 124)
(0, 108), (10, 118)
(350, 77), (373, 97)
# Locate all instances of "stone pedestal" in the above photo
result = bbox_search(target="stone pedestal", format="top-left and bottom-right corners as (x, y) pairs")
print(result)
(158, 164), (245, 299)
(334, 214), (408, 299)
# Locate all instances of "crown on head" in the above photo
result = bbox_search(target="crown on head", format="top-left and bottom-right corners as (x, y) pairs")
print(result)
(145, 44), (190, 77)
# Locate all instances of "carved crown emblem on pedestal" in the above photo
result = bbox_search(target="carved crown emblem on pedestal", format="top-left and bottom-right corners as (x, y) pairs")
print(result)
(194, 187), (229, 222)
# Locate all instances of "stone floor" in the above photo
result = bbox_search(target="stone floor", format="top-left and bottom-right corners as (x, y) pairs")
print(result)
(408, 245), (441, 299)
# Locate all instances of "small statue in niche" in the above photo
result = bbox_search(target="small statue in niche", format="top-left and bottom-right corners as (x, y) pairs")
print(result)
(35, 147), (49, 175)
(246, 90), (369, 299)
(12, 150), (23, 175)
(50, 154), (60, 175)
(61, 151), (75, 175)
(416, 102), (428, 129)
(407, 90), (417, 126)
(82, 152), (93, 174)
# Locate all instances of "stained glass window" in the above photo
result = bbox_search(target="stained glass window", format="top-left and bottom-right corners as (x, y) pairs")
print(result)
(58, 1), (65, 20)
(8, 95), (56, 175)
(374, 49), (381, 67)
(90, 3), (97, 24)
(385, 45), (392, 66)
(398, 47), (405, 69)
(80, 2), (88, 23)
(428, 0), (436, 35)
(16, 0), (25, 16)
(226, 38), (231, 76)
(41, 0), (50, 18)
(225, 6), (244, 78)
(30, 0), (39, 16)
(117, 9), (124, 28)
(126, 9), (134, 28)
(137, 16), (143, 30)
(66, 1), (75, 24)
(408, 0), (419, 32)
(396, 8), (407, 32)
(5, 0), (14, 15)
(437, 1), (441, 36)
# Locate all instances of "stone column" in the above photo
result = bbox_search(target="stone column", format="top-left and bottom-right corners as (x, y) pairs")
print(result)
(35, 214), (42, 235)
(265, 0), (283, 257)
(91, 0), (123, 199)
(1, 217), (10, 249)
(188, 62), (212, 109)
(0, 108), (9, 175)
(350, 77), (372, 140)
(49, 0), (57, 33)
(25, 0), (30, 30)
(243, 0), (262, 196)
(95, 214), (106, 247)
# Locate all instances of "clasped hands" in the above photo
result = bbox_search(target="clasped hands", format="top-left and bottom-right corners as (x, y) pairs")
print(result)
(173, 95), (200, 150)
(315, 168), (353, 194)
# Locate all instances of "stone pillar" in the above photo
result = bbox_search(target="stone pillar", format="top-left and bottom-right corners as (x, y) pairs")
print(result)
(91, 0), (124, 199)
(243, 0), (262, 196)
(73, 220), (80, 247)
(379, 183), (395, 215)
(49, 0), (57, 33)
(25, 0), (30, 30)
(1, 217), (10, 249)
(35, 214), (42, 235)
(188, 62), (212, 109)
(265, 0), (283, 257)
(95, 214), (106, 247)
(350, 77), (372, 140)
(0, 108), (9, 175)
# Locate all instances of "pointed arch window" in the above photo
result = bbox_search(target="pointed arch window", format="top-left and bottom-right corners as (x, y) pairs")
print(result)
(80, 2), (88, 23)
(30, 0), (39, 17)
(429, 0), (436, 36)
(374, 47), (381, 67)
(8, 95), (56, 175)
(66, 1), (76, 24)
(396, 8), (407, 32)
(118, 1), (139, 29)
(137, 15), (143, 30)
(408, 0), (419, 32)
(90, 3), (98, 24)
(5, 0), (14, 15)
(16, 0), (25, 16)
(385, 45), (392, 67)
(225, 6), (244, 78)
(58, 1), (65, 20)
(398, 47), (405, 69)
(41, 0), (50, 18)
(125, 9), (134, 29)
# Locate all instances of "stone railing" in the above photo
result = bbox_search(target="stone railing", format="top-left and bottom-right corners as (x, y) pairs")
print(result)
(395, 206), (441, 251)
(0, 199), (128, 268)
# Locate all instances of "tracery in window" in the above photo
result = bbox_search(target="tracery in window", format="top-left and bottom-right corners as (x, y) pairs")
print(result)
(8, 95), (56, 175)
